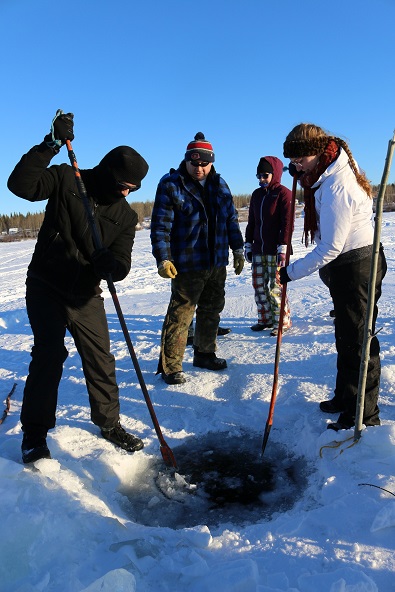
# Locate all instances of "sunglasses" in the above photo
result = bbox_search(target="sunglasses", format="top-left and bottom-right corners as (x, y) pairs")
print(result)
(117, 182), (139, 192)
(189, 161), (210, 168)
(256, 173), (271, 179)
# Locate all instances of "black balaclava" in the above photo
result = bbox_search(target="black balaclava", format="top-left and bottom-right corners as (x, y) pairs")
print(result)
(256, 157), (274, 189)
(82, 146), (149, 205)
(257, 158), (274, 175)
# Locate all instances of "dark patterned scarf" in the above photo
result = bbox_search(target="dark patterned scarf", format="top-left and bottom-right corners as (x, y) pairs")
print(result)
(299, 140), (339, 246)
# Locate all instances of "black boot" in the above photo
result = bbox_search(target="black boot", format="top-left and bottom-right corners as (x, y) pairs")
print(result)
(327, 412), (354, 432)
(187, 324), (194, 346)
(217, 326), (231, 336)
(319, 397), (344, 414)
(161, 371), (186, 385)
(22, 433), (51, 464)
(193, 349), (227, 371)
(250, 323), (269, 331)
(327, 422), (352, 432)
(101, 422), (144, 452)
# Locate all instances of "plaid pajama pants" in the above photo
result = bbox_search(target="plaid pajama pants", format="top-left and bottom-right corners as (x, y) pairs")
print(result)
(251, 254), (291, 328)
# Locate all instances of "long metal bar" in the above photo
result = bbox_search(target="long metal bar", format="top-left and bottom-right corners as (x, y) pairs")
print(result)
(354, 131), (395, 441)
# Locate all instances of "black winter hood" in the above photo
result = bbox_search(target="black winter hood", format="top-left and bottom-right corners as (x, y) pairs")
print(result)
(82, 146), (149, 204)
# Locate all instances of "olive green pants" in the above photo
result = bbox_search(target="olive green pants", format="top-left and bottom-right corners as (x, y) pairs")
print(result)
(158, 267), (226, 375)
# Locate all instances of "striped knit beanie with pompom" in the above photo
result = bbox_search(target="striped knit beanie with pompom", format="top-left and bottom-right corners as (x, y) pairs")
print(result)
(185, 132), (215, 163)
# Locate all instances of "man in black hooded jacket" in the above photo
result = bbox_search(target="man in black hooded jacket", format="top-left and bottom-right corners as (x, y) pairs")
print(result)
(7, 111), (149, 463)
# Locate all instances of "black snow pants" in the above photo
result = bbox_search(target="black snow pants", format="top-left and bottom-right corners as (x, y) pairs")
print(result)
(21, 277), (120, 437)
(329, 246), (387, 426)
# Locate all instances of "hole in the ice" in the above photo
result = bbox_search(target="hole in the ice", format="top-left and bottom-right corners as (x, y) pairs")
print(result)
(121, 431), (311, 529)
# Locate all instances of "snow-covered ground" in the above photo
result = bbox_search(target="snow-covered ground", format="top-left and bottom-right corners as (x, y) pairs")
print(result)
(0, 216), (395, 592)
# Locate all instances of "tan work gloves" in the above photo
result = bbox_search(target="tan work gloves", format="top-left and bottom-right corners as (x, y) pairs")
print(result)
(233, 249), (244, 275)
(158, 260), (177, 279)
(159, 253), (244, 278)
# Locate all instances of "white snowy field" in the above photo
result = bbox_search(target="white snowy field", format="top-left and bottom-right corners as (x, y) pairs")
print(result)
(0, 215), (395, 592)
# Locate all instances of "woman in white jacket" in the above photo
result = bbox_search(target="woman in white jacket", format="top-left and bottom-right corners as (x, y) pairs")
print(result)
(280, 123), (387, 432)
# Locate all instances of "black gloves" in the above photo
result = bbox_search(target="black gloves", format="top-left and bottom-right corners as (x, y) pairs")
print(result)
(279, 267), (291, 285)
(45, 110), (74, 150)
(91, 248), (117, 279)
(53, 112), (74, 144)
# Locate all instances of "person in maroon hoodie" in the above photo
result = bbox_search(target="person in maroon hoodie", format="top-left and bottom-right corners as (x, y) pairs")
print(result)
(244, 156), (293, 336)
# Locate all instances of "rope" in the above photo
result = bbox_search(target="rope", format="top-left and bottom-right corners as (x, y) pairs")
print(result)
(320, 439), (395, 497)
(0, 383), (17, 425)
(319, 435), (356, 458)
(358, 483), (395, 497)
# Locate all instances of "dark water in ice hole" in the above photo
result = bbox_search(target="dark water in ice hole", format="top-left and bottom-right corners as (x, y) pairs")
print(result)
(121, 432), (311, 529)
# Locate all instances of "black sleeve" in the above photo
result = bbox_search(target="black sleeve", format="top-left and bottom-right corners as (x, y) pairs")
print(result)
(7, 142), (62, 202)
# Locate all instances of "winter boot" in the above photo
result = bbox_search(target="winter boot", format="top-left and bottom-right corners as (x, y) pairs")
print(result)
(193, 349), (227, 371)
(101, 422), (144, 452)
(270, 326), (290, 337)
(327, 412), (355, 432)
(187, 323), (195, 346)
(327, 420), (354, 432)
(161, 371), (187, 385)
(217, 326), (231, 336)
(251, 323), (266, 331)
(22, 433), (51, 464)
(319, 397), (344, 414)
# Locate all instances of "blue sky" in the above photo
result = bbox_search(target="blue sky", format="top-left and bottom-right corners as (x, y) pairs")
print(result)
(1, 0), (394, 216)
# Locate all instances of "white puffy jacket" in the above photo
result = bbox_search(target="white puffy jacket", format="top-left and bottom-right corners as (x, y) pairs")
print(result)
(287, 148), (374, 281)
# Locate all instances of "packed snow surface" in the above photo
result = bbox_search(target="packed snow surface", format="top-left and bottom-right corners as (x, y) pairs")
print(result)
(1, 216), (395, 592)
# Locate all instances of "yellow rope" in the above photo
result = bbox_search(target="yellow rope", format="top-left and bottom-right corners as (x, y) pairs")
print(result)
(319, 435), (357, 458)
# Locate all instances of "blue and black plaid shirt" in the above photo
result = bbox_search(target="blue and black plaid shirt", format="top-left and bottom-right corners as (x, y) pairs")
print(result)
(151, 166), (243, 273)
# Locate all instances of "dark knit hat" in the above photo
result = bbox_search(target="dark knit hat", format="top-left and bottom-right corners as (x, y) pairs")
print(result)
(257, 158), (273, 175)
(96, 146), (149, 189)
(185, 132), (215, 163)
(283, 136), (329, 158)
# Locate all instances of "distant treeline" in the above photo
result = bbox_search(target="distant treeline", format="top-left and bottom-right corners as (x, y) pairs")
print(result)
(1, 184), (395, 237)
(0, 195), (252, 235)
